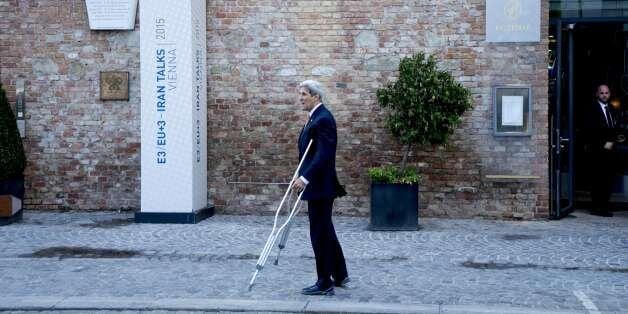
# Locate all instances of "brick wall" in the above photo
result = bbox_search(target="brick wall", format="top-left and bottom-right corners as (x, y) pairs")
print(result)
(0, 0), (141, 210)
(0, 0), (550, 218)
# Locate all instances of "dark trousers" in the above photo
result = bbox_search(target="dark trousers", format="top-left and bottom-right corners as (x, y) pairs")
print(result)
(591, 151), (616, 211)
(307, 198), (347, 286)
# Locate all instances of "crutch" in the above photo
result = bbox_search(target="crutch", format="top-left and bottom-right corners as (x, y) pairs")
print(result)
(274, 188), (298, 266)
(248, 139), (313, 291)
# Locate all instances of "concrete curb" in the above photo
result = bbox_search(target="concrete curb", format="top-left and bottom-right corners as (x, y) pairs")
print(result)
(0, 296), (588, 313)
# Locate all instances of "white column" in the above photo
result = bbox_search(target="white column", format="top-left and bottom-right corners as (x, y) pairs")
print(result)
(137, 0), (209, 223)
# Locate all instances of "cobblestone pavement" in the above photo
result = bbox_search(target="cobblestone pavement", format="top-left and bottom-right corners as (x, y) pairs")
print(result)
(0, 210), (627, 313)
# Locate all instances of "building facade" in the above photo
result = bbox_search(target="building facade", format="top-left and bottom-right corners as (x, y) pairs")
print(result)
(1, 0), (551, 218)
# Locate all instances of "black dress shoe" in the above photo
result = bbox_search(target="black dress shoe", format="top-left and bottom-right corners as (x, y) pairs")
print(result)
(334, 277), (351, 287)
(301, 283), (334, 296)
(301, 283), (318, 292)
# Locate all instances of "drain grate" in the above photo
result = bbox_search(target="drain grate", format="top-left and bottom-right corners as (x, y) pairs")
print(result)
(501, 234), (541, 241)
(461, 261), (536, 270)
(461, 260), (628, 273)
(20, 246), (141, 259)
(79, 218), (134, 228)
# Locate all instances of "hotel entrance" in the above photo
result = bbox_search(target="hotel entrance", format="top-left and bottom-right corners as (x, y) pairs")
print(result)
(549, 0), (628, 218)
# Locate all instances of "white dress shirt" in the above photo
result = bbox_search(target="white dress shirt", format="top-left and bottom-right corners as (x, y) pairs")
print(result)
(598, 100), (613, 127)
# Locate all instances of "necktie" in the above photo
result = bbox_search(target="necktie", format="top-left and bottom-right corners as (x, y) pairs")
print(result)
(299, 117), (309, 143)
(604, 105), (614, 127)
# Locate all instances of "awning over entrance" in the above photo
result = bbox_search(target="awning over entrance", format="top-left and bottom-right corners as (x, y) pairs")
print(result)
(551, 0), (628, 18)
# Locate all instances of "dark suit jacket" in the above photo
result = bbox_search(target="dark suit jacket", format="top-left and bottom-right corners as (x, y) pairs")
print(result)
(585, 101), (619, 153)
(298, 105), (344, 201)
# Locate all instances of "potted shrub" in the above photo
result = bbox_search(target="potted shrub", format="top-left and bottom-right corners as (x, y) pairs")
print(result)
(369, 52), (472, 230)
(0, 83), (26, 225)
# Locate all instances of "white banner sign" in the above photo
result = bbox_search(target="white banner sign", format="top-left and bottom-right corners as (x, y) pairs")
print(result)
(140, 0), (207, 213)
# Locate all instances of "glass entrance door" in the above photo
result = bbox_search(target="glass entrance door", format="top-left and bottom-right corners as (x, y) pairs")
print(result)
(549, 20), (575, 219)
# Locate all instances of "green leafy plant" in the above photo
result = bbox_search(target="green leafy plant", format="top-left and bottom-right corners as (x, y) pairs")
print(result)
(370, 52), (472, 183)
(0, 83), (26, 180)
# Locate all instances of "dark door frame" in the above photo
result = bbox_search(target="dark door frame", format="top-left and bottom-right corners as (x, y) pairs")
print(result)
(549, 19), (574, 219)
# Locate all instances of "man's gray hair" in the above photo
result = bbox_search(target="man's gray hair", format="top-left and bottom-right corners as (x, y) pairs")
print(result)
(299, 80), (324, 102)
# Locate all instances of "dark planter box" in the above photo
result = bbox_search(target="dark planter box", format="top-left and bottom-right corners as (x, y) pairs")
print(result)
(0, 176), (25, 199)
(370, 183), (419, 231)
(0, 176), (24, 225)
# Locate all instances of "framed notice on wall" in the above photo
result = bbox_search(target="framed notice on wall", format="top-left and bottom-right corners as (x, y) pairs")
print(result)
(493, 86), (532, 136)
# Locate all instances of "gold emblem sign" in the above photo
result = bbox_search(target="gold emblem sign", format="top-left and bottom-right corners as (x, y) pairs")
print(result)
(504, 0), (522, 20)
(100, 71), (129, 101)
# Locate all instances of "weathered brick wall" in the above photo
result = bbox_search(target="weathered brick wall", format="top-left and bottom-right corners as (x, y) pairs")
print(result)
(0, 0), (550, 218)
(206, 0), (550, 218)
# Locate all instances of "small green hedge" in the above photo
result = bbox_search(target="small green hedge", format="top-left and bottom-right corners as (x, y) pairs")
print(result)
(368, 165), (421, 184)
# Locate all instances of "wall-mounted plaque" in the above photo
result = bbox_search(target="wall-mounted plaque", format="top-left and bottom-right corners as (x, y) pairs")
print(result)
(100, 71), (129, 101)
(486, 0), (540, 42)
(493, 85), (532, 136)
(85, 0), (138, 30)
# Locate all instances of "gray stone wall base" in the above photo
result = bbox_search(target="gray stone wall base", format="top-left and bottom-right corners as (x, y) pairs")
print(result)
(134, 206), (214, 224)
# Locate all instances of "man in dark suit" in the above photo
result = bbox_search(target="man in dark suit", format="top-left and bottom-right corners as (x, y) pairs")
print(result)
(292, 80), (348, 296)
(585, 84), (619, 217)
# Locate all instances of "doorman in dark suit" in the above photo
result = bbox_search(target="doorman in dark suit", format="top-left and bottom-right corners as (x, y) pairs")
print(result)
(585, 84), (619, 217)
(292, 80), (348, 296)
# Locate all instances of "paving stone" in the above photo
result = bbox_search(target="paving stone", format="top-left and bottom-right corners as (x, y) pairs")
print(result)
(0, 210), (626, 313)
